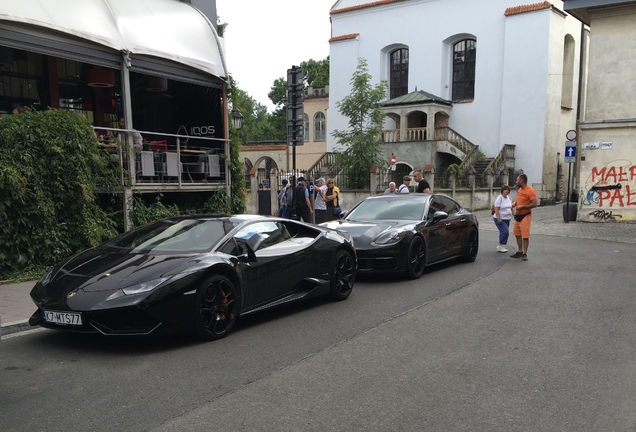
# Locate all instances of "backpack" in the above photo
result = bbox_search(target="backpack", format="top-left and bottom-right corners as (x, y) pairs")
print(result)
(293, 183), (307, 208)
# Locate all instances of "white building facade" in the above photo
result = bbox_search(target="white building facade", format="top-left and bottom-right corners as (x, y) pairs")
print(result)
(328, 0), (586, 203)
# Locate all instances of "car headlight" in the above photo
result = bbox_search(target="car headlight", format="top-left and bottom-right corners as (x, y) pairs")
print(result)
(122, 277), (170, 295)
(372, 230), (404, 245)
(106, 277), (170, 301)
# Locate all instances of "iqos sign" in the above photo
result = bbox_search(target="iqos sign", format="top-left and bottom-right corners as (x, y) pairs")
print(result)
(191, 126), (215, 136)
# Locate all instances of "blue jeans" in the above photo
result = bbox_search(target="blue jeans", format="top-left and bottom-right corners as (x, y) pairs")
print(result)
(493, 217), (510, 245)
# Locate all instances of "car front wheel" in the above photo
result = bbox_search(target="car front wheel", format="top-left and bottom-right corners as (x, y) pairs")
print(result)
(405, 236), (426, 279)
(193, 274), (239, 341)
(461, 227), (479, 262)
(329, 249), (355, 301)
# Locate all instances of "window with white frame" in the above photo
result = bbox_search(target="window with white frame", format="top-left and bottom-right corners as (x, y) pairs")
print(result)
(452, 39), (476, 101)
(314, 112), (325, 141)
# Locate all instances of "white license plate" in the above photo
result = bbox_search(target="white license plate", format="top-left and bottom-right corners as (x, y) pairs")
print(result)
(43, 310), (83, 326)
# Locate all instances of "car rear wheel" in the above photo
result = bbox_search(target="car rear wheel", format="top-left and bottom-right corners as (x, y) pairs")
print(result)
(329, 249), (355, 301)
(193, 274), (239, 341)
(405, 236), (426, 279)
(461, 227), (479, 262)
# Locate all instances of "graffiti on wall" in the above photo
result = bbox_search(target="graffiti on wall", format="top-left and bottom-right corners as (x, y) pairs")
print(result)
(582, 160), (636, 209)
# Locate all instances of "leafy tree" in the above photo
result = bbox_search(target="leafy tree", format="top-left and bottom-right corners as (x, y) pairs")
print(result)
(332, 58), (388, 189)
(268, 77), (287, 108)
(0, 108), (120, 276)
(231, 76), (283, 142)
(300, 57), (330, 88)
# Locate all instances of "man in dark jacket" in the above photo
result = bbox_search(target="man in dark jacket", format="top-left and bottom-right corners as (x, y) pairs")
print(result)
(293, 176), (313, 222)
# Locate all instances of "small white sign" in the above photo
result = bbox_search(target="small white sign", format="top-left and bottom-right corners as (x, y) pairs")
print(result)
(601, 141), (613, 150)
(583, 142), (600, 150)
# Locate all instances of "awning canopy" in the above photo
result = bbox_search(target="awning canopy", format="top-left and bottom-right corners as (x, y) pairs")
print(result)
(0, 0), (227, 79)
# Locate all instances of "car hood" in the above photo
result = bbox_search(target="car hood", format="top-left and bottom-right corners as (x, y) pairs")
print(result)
(41, 247), (204, 293)
(321, 220), (414, 247)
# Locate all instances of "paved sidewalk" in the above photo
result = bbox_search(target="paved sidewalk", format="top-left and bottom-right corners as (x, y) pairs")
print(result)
(2, 204), (635, 337)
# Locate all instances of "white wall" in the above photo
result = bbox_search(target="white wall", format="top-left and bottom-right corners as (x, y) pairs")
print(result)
(328, 0), (581, 199)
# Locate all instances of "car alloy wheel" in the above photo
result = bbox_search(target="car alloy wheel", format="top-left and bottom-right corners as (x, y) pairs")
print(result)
(461, 227), (479, 262)
(329, 249), (355, 300)
(194, 274), (239, 340)
(405, 236), (426, 279)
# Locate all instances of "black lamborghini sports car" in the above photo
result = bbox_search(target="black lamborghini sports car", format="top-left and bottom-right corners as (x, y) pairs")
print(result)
(29, 215), (356, 340)
(321, 194), (479, 279)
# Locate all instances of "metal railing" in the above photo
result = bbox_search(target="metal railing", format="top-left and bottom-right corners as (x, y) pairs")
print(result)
(94, 127), (228, 189)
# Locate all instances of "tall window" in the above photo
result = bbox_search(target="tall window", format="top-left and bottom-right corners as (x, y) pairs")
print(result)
(452, 39), (476, 101)
(390, 48), (409, 99)
(314, 112), (325, 141)
(304, 113), (309, 142)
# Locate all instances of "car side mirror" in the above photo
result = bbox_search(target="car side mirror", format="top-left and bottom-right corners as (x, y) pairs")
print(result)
(432, 211), (449, 223)
(339, 210), (348, 219)
(244, 233), (265, 262)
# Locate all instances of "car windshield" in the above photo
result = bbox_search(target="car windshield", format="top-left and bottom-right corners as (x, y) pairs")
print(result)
(346, 198), (426, 221)
(101, 219), (237, 253)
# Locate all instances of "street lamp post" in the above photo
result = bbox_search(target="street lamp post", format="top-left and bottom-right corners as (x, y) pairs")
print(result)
(231, 107), (244, 130)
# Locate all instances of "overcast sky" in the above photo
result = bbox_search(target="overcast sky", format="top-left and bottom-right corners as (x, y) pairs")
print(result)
(216, 0), (335, 112)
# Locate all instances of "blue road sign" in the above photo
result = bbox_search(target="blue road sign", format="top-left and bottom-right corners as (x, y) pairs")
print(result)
(565, 142), (577, 163)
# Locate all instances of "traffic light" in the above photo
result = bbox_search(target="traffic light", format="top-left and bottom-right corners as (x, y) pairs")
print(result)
(287, 66), (304, 146)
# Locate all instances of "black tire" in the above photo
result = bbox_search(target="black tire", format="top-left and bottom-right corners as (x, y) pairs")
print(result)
(405, 236), (426, 279)
(193, 274), (239, 341)
(461, 227), (479, 262)
(329, 249), (355, 301)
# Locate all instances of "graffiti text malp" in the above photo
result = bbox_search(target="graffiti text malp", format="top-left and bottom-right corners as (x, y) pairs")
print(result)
(592, 165), (636, 184)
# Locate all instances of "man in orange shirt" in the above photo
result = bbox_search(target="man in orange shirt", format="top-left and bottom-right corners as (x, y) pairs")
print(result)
(511, 174), (537, 261)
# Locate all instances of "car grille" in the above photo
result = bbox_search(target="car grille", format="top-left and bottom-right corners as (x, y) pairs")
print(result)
(357, 257), (396, 271)
(89, 307), (162, 335)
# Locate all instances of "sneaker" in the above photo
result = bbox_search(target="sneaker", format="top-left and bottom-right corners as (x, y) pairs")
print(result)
(510, 251), (523, 259)
(497, 245), (508, 253)
(522, 254), (528, 261)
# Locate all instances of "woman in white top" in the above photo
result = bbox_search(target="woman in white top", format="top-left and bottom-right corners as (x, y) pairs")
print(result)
(494, 184), (513, 252)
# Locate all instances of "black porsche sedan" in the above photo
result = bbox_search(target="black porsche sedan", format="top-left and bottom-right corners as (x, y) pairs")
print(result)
(320, 194), (478, 279)
(29, 215), (356, 340)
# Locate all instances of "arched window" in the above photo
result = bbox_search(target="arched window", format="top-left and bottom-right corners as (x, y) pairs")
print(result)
(304, 113), (309, 142)
(452, 39), (476, 101)
(390, 48), (409, 99)
(314, 112), (326, 141)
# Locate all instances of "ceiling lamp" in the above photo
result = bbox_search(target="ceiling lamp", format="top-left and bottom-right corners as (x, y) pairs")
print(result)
(146, 76), (168, 92)
(86, 67), (115, 88)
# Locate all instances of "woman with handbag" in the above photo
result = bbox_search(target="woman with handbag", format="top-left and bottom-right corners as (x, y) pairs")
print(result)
(324, 178), (341, 222)
(493, 184), (513, 253)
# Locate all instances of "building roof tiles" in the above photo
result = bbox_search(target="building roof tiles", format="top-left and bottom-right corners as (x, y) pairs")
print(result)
(329, 33), (360, 42)
(331, 0), (405, 15)
(504, 1), (553, 16)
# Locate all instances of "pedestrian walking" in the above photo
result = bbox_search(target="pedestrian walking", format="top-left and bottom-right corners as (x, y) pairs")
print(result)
(493, 184), (513, 252)
(511, 174), (537, 261)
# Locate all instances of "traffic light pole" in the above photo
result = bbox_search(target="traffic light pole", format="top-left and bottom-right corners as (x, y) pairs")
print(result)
(287, 65), (304, 175)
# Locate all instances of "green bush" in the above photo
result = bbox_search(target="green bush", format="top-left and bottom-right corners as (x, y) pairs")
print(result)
(0, 109), (120, 277)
